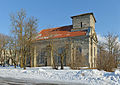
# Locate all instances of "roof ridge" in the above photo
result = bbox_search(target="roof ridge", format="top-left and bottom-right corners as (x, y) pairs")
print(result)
(42, 25), (72, 30)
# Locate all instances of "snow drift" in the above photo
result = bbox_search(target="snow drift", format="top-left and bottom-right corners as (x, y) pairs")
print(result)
(0, 66), (119, 85)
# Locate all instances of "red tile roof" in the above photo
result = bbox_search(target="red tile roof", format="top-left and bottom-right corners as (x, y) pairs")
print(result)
(36, 25), (86, 40)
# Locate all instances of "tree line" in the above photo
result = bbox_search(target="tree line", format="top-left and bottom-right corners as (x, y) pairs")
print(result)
(0, 9), (38, 69)
(97, 33), (120, 72)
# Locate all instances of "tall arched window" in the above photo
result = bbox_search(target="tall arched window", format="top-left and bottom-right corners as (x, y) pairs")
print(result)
(76, 46), (82, 54)
(57, 47), (66, 66)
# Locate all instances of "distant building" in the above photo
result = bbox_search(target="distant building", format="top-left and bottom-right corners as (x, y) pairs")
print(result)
(34, 13), (98, 68)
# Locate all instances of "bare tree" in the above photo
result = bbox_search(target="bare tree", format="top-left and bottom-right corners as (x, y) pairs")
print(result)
(10, 9), (38, 69)
(10, 9), (26, 68)
(97, 33), (120, 72)
(0, 34), (9, 66)
(23, 16), (38, 69)
(57, 42), (69, 69)
(49, 39), (57, 69)
(8, 36), (18, 68)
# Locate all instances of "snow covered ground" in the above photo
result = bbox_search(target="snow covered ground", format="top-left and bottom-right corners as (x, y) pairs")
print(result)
(0, 66), (119, 85)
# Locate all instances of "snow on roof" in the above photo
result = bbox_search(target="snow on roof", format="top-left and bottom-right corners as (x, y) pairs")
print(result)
(36, 25), (86, 40)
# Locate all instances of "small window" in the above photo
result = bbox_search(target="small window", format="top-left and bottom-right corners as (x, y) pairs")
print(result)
(81, 22), (82, 28)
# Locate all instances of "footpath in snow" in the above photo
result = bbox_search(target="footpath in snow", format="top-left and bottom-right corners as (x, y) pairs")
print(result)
(0, 66), (119, 85)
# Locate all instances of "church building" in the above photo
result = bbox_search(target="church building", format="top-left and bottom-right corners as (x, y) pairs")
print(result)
(34, 13), (98, 68)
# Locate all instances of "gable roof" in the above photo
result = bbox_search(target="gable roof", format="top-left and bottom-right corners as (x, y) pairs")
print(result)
(36, 25), (86, 40)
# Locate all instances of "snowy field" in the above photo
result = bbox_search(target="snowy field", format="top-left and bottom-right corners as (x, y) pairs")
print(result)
(0, 66), (119, 85)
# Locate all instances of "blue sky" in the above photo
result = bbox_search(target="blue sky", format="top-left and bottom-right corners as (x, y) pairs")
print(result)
(0, 0), (120, 37)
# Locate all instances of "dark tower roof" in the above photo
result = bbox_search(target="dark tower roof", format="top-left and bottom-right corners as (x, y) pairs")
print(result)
(71, 13), (96, 22)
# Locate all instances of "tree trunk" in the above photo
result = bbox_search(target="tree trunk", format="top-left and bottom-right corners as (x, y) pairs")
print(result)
(60, 55), (64, 69)
(34, 46), (37, 67)
(51, 43), (56, 69)
(24, 55), (26, 70)
(20, 48), (23, 68)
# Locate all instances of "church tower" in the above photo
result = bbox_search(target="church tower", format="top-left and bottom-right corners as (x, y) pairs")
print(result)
(71, 13), (96, 31)
(71, 13), (98, 68)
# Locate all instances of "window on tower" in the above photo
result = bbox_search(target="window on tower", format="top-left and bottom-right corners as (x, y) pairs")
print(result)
(81, 22), (82, 28)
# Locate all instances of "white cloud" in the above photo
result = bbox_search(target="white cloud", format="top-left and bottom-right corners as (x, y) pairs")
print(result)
(97, 34), (120, 46)
(97, 34), (106, 43)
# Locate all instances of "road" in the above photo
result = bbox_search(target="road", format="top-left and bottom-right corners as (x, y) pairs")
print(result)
(0, 77), (61, 85)
(0, 77), (86, 85)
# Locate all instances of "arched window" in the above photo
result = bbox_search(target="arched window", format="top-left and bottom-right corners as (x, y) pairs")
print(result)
(57, 47), (66, 66)
(76, 46), (82, 54)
